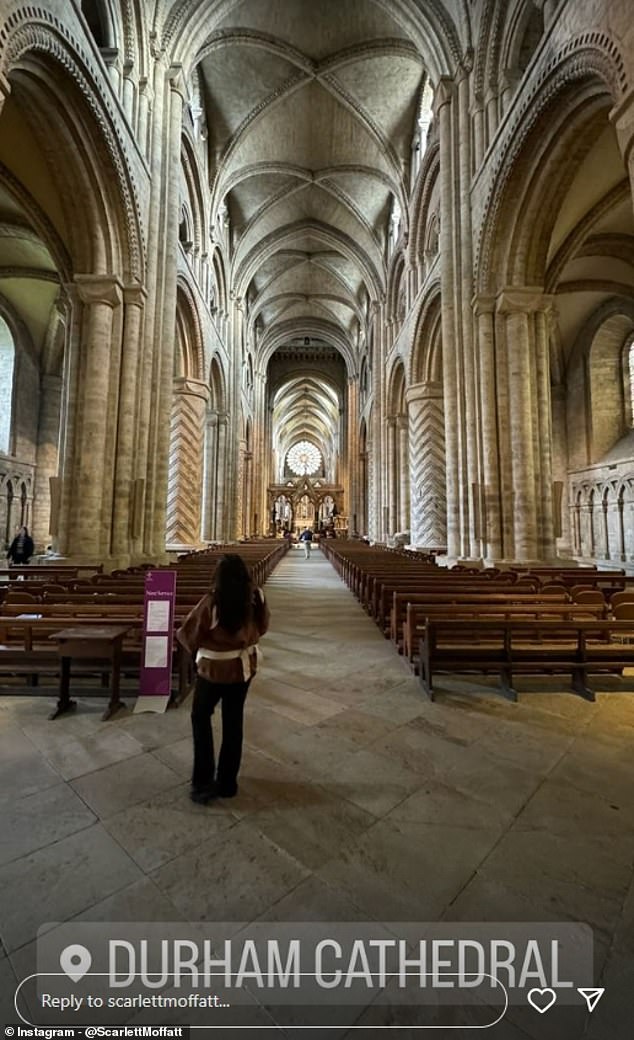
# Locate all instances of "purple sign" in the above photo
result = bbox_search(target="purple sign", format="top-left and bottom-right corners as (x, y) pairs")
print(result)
(134, 569), (177, 713)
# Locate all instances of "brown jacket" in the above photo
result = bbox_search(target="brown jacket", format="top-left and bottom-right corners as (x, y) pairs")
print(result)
(176, 586), (270, 684)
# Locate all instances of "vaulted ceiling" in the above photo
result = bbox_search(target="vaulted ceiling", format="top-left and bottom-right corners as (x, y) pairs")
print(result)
(196, 0), (426, 368)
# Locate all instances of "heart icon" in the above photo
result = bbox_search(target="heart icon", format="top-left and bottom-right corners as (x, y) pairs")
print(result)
(527, 988), (557, 1014)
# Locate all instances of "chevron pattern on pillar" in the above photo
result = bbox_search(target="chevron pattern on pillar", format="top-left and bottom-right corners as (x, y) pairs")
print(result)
(166, 394), (204, 544)
(409, 395), (447, 546)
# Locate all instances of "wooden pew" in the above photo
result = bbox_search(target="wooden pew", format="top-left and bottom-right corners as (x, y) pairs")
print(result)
(394, 591), (571, 656)
(419, 617), (634, 701)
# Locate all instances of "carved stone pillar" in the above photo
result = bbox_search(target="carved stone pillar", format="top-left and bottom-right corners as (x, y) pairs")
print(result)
(435, 77), (460, 557)
(165, 378), (209, 545)
(151, 71), (185, 556)
(387, 416), (397, 534)
(65, 275), (122, 560)
(346, 376), (359, 529)
(32, 374), (62, 549)
(397, 415), (409, 532)
(406, 382), (446, 548)
(473, 296), (502, 560)
(235, 437), (246, 539)
(112, 285), (146, 564)
(215, 415), (228, 540)
(472, 93), (485, 170)
(201, 412), (218, 540)
(497, 289), (556, 561)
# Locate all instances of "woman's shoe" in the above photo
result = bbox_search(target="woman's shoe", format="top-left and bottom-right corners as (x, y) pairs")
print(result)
(217, 783), (238, 798)
(190, 785), (217, 804)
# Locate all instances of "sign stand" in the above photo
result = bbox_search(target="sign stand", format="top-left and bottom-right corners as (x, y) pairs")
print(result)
(135, 569), (177, 714)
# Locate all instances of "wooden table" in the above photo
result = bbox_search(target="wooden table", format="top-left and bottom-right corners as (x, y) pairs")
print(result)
(48, 625), (131, 721)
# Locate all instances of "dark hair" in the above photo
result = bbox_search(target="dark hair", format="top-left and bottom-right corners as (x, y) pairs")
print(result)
(214, 554), (253, 633)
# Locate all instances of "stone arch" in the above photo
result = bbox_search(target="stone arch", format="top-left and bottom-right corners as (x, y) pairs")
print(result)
(174, 279), (205, 381)
(386, 358), (409, 534)
(499, 0), (544, 84)
(181, 132), (207, 257)
(387, 251), (407, 326)
(565, 299), (634, 471)
(0, 15), (143, 280)
(209, 354), (227, 413)
(407, 141), (440, 270)
(409, 290), (442, 386)
(79, 0), (119, 49)
(476, 36), (629, 291)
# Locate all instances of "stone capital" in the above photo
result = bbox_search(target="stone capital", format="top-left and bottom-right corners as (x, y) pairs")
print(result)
(433, 77), (455, 116)
(406, 380), (443, 404)
(168, 64), (187, 99)
(172, 376), (210, 402)
(496, 287), (554, 314)
(123, 284), (148, 306)
(73, 274), (123, 308)
(101, 47), (120, 70)
(472, 294), (496, 316)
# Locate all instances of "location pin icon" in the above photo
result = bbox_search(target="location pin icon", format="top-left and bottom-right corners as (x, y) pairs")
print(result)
(60, 944), (92, 982)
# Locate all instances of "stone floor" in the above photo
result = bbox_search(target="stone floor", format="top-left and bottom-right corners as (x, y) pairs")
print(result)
(1, 548), (633, 1037)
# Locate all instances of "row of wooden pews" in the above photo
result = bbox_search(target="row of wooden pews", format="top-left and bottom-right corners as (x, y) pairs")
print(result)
(321, 540), (634, 702)
(0, 540), (288, 718)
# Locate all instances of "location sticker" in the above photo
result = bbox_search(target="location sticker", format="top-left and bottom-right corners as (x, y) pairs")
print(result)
(60, 944), (92, 982)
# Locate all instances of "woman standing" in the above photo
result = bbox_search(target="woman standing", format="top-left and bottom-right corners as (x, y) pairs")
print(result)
(176, 554), (270, 803)
(7, 526), (34, 564)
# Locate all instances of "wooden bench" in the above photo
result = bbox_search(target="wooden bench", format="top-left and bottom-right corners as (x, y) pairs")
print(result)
(419, 617), (634, 702)
(395, 592), (572, 656)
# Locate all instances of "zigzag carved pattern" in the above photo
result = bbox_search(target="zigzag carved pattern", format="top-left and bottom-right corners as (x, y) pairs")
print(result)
(166, 395), (204, 544)
(409, 396), (447, 546)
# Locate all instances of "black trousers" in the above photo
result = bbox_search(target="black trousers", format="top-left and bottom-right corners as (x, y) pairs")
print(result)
(191, 675), (251, 792)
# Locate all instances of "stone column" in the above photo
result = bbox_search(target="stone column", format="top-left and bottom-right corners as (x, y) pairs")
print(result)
(32, 374), (62, 549)
(112, 285), (146, 564)
(151, 70), (185, 556)
(244, 451), (253, 536)
(534, 305), (556, 557)
(473, 296), (502, 560)
(397, 415), (409, 532)
(497, 294), (538, 560)
(472, 92), (485, 171)
(235, 437), (246, 539)
(346, 376), (359, 530)
(137, 52), (167, 557)
(496, 289), (556, 562)
(165, 378), (209, 546)
(406, 382), (446, 549)
(458, 65), (478, 557)
(201, 411), (218, 540)
(215, 414), (228, 540)
(66, 275), (122, 560)
(122, 63), (136, 125)
(137, 78), (150, 158)
(485, 83), (498, 143)
(387, 416), (397, 534)
(435, 78), (460, 558)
